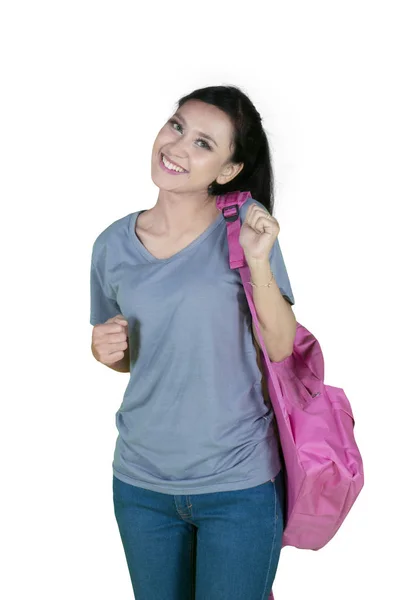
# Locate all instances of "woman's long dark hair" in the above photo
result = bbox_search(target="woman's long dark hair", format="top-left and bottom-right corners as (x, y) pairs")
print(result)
(177, 85), (275, 215)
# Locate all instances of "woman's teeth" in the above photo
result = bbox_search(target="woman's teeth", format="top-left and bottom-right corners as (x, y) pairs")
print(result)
(162, 154), (186, 173)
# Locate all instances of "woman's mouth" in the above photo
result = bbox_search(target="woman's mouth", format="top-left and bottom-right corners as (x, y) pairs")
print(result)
(159, 153), (188, 175)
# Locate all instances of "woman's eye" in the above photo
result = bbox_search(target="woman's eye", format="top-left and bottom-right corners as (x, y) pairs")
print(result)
(197, 139), (211, 150)
(170, 119), (182, 132)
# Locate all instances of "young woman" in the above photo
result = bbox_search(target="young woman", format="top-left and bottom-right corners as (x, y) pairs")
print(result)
(90, 85), (296, 600)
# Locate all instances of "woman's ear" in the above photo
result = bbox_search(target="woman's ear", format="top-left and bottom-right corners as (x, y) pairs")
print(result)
(216, 162), (244, 186)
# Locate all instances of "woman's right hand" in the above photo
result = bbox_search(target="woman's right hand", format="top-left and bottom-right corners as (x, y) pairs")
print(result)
(91, 314), (129, 365)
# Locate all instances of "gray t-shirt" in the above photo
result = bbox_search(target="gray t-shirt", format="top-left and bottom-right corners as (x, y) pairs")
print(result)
(90, 197), (295, 495)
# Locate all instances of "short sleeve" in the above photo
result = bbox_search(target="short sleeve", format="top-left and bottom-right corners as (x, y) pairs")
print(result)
(269, 238), (295, 306)
(90, 257), (121, 326)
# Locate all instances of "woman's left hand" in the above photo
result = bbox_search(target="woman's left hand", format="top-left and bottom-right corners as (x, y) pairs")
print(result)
(239, 202), (280, 262)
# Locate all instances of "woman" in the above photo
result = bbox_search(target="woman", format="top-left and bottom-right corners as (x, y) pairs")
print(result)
(90, 85), (296, 600)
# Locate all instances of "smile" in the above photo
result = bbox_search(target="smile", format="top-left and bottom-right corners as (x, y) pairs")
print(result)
(160, 153), (188, 174)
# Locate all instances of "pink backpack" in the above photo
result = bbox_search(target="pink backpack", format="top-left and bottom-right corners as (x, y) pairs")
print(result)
(216, 191), (364, 600)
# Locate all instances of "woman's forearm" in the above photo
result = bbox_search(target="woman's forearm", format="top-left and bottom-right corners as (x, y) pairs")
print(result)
(248, 258), (297, 362)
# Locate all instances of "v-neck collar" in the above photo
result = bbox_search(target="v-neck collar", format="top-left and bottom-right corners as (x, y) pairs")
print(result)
(129, 210), (225, 263)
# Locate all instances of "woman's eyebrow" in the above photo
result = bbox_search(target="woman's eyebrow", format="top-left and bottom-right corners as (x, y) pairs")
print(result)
(174, 112), (218, 147)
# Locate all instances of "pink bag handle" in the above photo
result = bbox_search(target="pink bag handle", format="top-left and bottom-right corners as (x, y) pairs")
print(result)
(217, 192), (288, 405)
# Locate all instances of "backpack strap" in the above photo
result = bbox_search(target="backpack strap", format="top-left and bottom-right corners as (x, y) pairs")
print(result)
(216, 191), (274, 373)
(215, 191), (252, 269)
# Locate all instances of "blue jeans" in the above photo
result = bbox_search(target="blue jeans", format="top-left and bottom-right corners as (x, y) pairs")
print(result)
(112, 468), (286, 600)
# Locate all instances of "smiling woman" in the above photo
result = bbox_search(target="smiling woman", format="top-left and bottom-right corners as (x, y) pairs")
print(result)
(90, 85), (295, 600)
(149, 97), (246, 208)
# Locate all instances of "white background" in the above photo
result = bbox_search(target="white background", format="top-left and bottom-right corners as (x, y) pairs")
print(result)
(1, 1), (398, 598)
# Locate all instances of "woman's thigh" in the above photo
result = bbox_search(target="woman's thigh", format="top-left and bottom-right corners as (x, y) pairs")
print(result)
(113, 475), (197, 600)
(193, 469), (286, 600)
(112, 469), (286, 600)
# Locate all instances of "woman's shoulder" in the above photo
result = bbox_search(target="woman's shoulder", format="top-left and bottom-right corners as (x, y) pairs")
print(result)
(238, 196), (264, 221)
(91, 212), (133, 260)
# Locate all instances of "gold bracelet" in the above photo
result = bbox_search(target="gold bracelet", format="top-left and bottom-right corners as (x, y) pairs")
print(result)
(248, 272), (274, 288)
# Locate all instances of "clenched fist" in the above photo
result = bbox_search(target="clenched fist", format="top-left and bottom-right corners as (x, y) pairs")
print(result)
(91, 314), (129, 366)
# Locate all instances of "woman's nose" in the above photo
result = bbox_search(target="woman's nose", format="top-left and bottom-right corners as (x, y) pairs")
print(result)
(168, 137), (189, 157)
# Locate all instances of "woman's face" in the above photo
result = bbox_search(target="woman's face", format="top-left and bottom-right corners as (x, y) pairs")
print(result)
(151, 99), (243, 195)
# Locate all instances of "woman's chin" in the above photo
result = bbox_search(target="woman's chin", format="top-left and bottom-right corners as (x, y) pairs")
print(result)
(150, 172), (184, 191)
